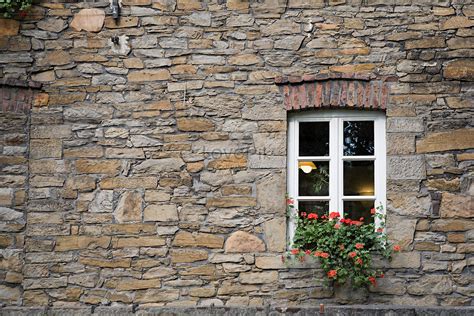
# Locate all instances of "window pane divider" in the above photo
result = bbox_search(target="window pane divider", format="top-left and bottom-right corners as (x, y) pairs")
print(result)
(297, 196), (330, 200)
(342, 196), (376, 200)
(342, 156), (375, 161)
(297, 157), (330, 161)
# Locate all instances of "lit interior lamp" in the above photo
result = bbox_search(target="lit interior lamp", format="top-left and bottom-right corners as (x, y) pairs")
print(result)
(299, 161), (317, 174)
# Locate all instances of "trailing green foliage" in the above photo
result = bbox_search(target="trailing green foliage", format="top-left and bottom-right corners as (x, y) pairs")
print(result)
(285, 200), (400, 288)
(0, 0), (32, 18)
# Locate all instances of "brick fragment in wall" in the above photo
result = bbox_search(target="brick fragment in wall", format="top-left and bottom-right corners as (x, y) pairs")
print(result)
(277, 77), (392, 111)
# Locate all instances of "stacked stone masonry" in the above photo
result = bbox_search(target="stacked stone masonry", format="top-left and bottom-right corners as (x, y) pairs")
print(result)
(0, 0), (473, 309)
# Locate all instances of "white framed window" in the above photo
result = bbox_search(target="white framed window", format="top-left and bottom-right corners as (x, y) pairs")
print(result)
(287, 110), (386, 247)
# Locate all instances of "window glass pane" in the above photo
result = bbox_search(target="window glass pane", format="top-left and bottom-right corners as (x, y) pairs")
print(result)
(344, 201), (374, 224)
(343, 121), (374, 156)
(298, 201), (329, 217)
(299, 122), (329, 156)
(298, 161), (329, 196)
(343, 161), (374, 196)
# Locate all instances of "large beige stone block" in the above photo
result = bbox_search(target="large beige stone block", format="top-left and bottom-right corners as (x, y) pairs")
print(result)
(225, 231), (265, 253)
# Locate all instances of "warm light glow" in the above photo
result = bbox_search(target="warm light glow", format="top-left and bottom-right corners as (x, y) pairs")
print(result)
(299, 161), (317, 174)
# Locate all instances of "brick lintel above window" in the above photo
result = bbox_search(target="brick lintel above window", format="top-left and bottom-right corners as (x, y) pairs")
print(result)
(275, 73), (396, 112)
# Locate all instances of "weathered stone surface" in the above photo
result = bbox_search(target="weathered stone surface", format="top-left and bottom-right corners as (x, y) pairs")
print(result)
(89, 190), (114, 213)
(0, 19), (20, 36)
(114, 236), (166, 248)
(255, 256), (285, 269)
(55, 236), (110, 251)
(206, 197), (256, 208)
(444, 59), (474, 80)
(144, 204), (178, 222)
(0, 207), (23, 221)
(389, 252), (421, 269)
(128, 69), (170, 82)
(37, 18), (68, 33)
(432, 219), (474, 232)
(70, 9), (105, 32)
(386, 215), (417, 249)
(225, 231), (265, 253)
(114, 191), (143, 223)
(171, 249), (208, 263)
(440, 16), (474, 30)
(208, 155), (247, 170)
(256, 173), (285, 213)
(407, 275), (453, 295)
(405, 37), (445, 49)
(100, 177), (157, 189)
(417, 129), (474, 153)
(263, 218), (286, 252)
(134, 158), (184, 174)
(177, 117), (214, 132)
(173, 231), (224, 248)
(0, 285), (21, 304)
(388, 156), (425, 180)
(76, 160), (121, 175)
(440, 193), (473, 218)
(240, 271), (278, 284)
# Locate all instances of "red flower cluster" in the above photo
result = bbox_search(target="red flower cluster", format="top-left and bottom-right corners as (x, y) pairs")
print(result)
(329, 212), (340, 219)
(334, 223), (340, 229)
(301, 212), (307, 218)
(355, 243), (364, 249)
(368, 276), (376, 285)
(393, 245), (401, 252)
(339, 218), (363, 226)
(307, 213), (318, 220)
(348, 251), (357, 258)
(370, 208), (376, 215)
(327, 269), (337, 278)
(356, 258), (363, 265)
(291, 249), (299, 255)
(314, 251), (329, 258)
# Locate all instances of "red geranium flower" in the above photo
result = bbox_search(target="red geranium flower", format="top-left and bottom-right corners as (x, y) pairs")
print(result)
(305, 250), (311, 255)
(329, 212), (340, 219)
(287, 198), (294, 205)
(370, 208), (376, 215)
(356, 258), (363, 265)
(348, 251), (357, 258)
(320, 252), (329, 259)
(368, 276), (376, 285)
(393, 245), (401, 252)
(327, 269), (337, 278)
(291, 249), (299, 255)
(334, 223), (340, 229)
(359, 217), (364, 221)
(314, 251), (321, 257)
(379, 273), (385, 278)
(301, 212), (307, 218)
(355, 243), (364, 249)
(308, 213), (318, 220)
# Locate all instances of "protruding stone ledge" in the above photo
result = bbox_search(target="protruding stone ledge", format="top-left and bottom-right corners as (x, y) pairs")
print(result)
(2, 306), (474, 315)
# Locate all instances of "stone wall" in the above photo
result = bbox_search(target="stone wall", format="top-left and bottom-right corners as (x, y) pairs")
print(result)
(0, 0), (473, 308)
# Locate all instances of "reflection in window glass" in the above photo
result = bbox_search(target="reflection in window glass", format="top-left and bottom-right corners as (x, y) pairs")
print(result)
(343, 121), (374, 156)
(298, 161), (329, 196)
(344, 201), (374, 224)
(298, 201), (329, 217)
(299, 122), (329, 156)
(343, 161), (374, 196)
